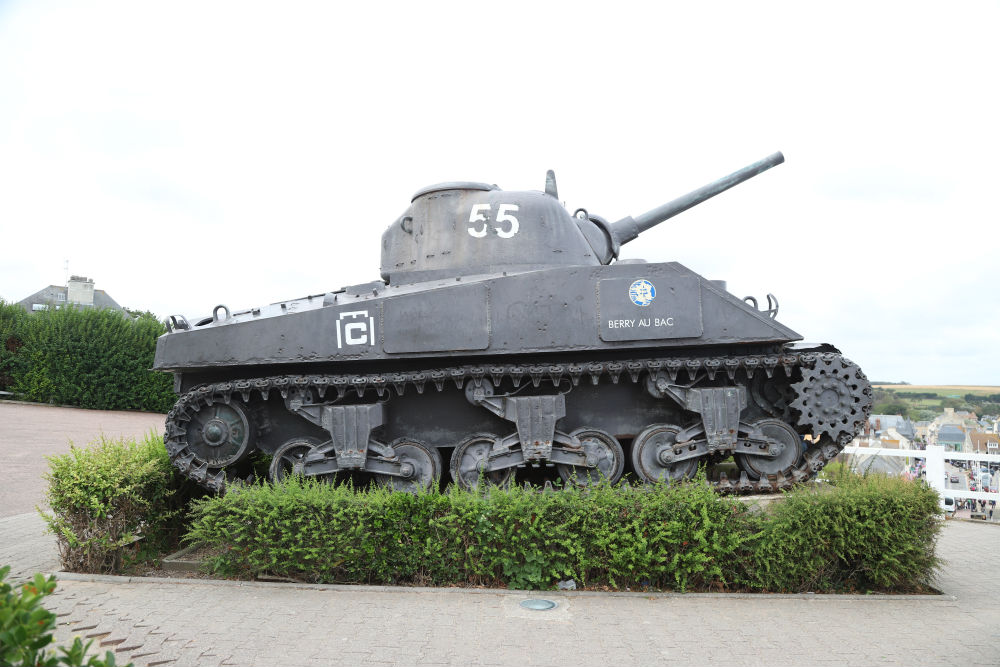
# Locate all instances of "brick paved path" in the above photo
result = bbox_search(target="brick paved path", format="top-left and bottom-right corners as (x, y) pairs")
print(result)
(0, 401), (165, 517)
(0, 512), (60, 583)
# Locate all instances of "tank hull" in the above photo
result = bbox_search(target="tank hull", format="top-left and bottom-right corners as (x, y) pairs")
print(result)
(157, 264), (872, 494)
(154, 262), (801, 380)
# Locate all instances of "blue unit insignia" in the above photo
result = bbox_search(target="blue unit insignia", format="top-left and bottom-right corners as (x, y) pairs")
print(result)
(628, 279), (656, 307)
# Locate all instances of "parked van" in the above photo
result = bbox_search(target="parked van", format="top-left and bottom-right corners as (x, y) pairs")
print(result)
(939, 496), (957, 516)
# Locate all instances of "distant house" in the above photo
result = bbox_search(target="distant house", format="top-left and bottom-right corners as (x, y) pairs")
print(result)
(16, 275), (124, 314)
(970, 432), (999, 455)
(869, 415), (916, 442)
(937, 407), (975, 426)
(914, 420), (932, 441)
(937, 424), (967, 452)
(852, 415), (918, 450)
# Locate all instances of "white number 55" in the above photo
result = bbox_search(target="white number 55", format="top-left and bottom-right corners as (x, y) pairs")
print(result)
(468, 204), (519, 238)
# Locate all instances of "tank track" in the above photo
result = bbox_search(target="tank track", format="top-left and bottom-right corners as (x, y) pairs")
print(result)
(164, 349), (871, 494)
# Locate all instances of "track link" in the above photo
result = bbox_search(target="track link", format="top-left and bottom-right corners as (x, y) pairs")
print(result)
(164, 349), (871, 493)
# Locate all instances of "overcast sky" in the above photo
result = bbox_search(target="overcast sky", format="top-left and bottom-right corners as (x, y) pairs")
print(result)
(1, 1), (997, 385)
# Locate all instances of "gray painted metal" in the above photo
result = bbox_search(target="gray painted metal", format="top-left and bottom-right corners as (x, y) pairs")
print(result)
(154, 263), (799, 373)
(383, 283), (490, 353)
(598, 275), (703, 341)
(156, 154), (795, 374)
(610, 152), (785, 247)
(686, 387), (746, 449)
(155, 153), (874, 494)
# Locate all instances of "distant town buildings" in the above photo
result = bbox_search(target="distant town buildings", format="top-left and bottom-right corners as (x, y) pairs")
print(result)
(16, 276), (124, 314)
(852, 404), (997, 460)
(847, 406), (998, 479)
(872, 415), (916, 446)
(857, 414), (918, 450)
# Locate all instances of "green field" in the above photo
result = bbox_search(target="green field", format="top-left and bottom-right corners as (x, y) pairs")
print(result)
(873, 385), (1000, 398)
(871, 385), (1000, 419)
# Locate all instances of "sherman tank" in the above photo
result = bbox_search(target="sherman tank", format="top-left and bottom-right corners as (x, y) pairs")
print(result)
(154, 152), (872, 494)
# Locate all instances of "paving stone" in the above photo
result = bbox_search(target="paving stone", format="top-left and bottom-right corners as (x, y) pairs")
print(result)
(0, 402), (166, 519)
(0, 512), (60, 583)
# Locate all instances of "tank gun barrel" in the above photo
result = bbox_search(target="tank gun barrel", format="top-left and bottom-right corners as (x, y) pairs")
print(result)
(609, 151), (785, 250)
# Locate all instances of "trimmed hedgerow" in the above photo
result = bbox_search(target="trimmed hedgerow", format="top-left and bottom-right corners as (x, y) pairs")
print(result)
(4, 304), (174, 412)
(184, 473), (942, 593)
(42, 435), (188, 574)
(737, 474), (942, 593)
(0, 299), (28, 392)
(186, 476), (750, 591)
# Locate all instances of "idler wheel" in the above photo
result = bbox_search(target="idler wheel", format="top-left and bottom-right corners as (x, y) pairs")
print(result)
(186, 400), (254, 468)
(557, 428), (625, 487)
(450, 433), (513, 491)
(734, 418), (803, 480)
(630, 423), (697, 484)
(376, 438), (442, 493)
(269, 437), (325, 483)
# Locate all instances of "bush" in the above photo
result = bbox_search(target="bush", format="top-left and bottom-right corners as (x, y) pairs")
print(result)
(7, 305), (174, 412)
(737, 473), (941, 592)
(0, 300), (28, 392)
(0, 566), (129, 666)
(817, 461), (851, 484)
(185, 473), (941, 593)
(42, 435), (186, 574)
(185, 475), (751, 591)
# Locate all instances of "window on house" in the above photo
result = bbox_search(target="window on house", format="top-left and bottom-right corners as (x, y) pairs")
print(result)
(57, 293), (66, 301)
(32, 303), (47, 311)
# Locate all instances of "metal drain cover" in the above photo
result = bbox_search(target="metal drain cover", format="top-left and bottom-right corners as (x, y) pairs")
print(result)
(519, 599), (557, 611)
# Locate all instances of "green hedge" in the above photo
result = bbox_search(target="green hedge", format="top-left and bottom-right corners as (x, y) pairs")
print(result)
(185, 476), (748, 591)
(185, 474), (942, 593)
(43, 435), (187, 574)
(742, 474), (941, 592)
(0, 300), (28, 391)
(0, 301), (173, 412)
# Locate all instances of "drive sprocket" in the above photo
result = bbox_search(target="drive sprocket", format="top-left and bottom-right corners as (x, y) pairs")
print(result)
(789, 354), (872, 444)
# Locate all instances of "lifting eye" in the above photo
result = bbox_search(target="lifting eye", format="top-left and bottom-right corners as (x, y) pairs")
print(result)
(743, 294), (780, 319)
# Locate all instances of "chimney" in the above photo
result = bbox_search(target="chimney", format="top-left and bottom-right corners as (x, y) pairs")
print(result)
(67, 275), (95, 306)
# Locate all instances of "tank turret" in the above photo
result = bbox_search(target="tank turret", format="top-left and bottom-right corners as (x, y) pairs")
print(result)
(381, 152), (784, 283)
(156, 152), (871, 496)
